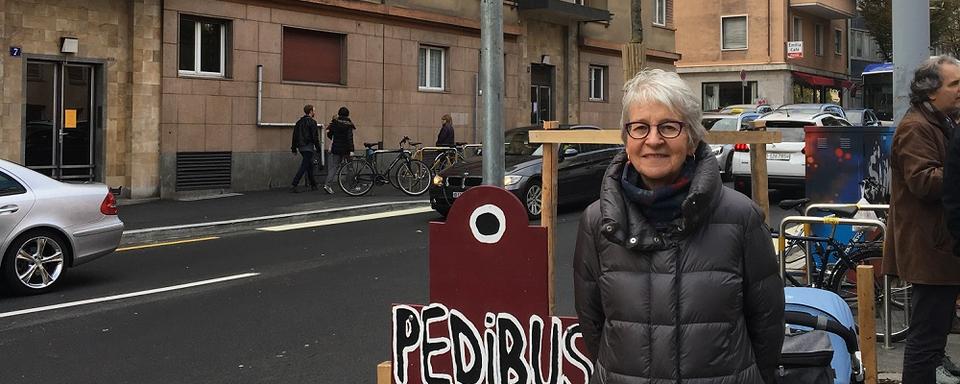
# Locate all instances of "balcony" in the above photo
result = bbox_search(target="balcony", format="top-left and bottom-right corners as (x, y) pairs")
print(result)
(790, 0), (855, 19)
(517, 0), (612, 23)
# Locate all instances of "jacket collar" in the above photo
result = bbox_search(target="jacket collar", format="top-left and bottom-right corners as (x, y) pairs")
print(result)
(598, 141), (722, 250)
(915, 102), (956, 138)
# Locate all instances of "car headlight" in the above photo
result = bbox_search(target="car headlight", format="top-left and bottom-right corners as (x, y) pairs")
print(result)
(432, 175), (444, 186)
(504, 175), (523, 186)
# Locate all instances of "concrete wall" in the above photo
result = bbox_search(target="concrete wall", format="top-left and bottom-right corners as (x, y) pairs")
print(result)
(0, 0), (161, 198)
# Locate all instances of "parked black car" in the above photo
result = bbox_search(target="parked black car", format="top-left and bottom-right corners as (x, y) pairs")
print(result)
(429, 125), (622, 219)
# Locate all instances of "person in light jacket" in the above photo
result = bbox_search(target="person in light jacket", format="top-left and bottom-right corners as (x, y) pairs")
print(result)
(573, 69), (784, 383)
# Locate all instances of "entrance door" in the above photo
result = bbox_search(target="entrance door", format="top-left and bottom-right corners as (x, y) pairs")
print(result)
(24, 61), (97, 181)
(530, 63), (554, 124)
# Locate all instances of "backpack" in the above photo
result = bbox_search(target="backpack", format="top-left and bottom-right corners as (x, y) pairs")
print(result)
(776, 329), (835, 384)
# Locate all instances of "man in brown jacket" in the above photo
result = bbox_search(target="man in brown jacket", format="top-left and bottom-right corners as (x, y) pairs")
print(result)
(885, 55), (960, 384)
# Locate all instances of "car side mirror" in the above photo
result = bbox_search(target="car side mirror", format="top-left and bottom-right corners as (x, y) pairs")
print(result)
(563, 147), (579, 157)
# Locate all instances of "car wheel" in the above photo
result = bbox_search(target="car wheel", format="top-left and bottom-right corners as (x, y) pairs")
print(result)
(524, 179), (543, 220)
(1, 229), (69, 295)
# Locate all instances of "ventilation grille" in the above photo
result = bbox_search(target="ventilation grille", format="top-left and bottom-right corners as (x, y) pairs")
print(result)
(839, 138), (852, 149)
(176, 152), (232, 191)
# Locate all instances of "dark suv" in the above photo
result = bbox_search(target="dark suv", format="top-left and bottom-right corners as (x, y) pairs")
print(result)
(429, 125), (622, 219)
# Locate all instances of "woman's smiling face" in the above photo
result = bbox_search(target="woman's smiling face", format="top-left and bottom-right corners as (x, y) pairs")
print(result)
(624, 102), (694, 189)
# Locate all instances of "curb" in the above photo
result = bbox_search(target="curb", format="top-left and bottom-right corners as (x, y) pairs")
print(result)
(119, 200), (432, 246)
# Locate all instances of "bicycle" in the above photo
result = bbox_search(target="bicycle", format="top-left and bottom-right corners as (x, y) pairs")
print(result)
(775, 198), (910, 343)
(411, 142), (471, 175)
(336, 137), (431, 196)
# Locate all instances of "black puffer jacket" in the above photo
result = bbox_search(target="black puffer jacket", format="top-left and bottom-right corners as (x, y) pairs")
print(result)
(326, 116), (356, 155)
(574, 143), (784, 384)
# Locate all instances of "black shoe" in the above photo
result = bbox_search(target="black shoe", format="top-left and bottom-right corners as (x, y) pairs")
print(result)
(310, 185), (319, 191)
(289, 186), (301, 193)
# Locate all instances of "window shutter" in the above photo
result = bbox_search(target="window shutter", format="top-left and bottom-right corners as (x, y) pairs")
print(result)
(722, 17), (747, 50)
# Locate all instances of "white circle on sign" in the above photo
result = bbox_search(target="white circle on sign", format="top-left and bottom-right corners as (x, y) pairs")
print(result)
(469, 204), (506, 244)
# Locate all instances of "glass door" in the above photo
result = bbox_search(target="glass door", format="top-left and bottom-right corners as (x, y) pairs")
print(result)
(23, 61), (97, 181)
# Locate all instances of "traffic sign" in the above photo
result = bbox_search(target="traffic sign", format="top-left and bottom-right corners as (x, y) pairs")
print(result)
(740, 69), (746, 81)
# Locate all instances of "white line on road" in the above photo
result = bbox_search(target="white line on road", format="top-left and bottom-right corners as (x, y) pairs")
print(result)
(0, 272), (260, 319)
(257, 207), (435, 232)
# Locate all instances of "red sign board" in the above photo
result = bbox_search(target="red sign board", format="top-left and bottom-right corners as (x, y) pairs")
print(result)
(391, 186), (591, 384)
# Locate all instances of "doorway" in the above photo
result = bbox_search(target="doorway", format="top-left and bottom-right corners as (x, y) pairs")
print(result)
(530, 63), (554, 124)
(24, 60), (100, 181)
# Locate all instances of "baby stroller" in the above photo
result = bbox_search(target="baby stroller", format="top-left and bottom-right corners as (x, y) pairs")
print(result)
(779, 287), (864, 384)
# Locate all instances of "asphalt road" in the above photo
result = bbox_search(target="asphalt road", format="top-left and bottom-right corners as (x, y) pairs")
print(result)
(0, 191), (792, 384)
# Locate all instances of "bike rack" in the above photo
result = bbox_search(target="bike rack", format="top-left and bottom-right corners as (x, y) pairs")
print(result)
(777, 215), (892, 348)
(802, 203), (897, 349)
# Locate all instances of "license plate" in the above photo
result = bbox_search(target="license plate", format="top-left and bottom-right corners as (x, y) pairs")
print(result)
(767, 153), (791, 161)
(452, 191), (463, 198)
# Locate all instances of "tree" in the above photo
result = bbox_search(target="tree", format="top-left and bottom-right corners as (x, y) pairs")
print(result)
(857, 0), (960, 61)
(857, 0), (892, 61)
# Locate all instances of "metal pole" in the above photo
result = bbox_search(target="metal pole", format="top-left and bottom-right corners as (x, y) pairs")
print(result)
(481, 0), (504, 187)
(883, 275), (892, 349)
(892, 0), (930, 125)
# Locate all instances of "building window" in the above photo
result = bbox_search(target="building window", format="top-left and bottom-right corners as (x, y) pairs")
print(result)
(654, 0), (667, 26)
(852, 30), (864, 58)
(815, 24), (824, 56)
(702, 81), (758, 111)
(588, 65), (606, 101)
(419, 46), (445, 90)
(178, 16), (229, 77)
(835, 29), (843, 55)
(282, 27), (344, 84)
(721, 16), (747, 50)
(792, 17), (803, 41)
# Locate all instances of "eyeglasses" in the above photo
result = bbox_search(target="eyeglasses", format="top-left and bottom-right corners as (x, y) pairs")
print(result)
(624, 120), (686, 140)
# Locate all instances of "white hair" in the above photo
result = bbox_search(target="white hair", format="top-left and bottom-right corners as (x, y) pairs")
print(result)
(620, 69), (706, 148)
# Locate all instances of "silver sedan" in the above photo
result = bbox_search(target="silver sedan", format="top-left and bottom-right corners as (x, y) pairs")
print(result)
(0, 159), (124, 295)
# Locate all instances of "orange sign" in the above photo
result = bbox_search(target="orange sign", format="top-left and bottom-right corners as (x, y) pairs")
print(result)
(64, 109), (77, 129)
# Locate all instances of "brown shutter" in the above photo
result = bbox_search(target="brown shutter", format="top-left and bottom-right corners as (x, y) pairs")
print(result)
(282, 27), (343, 84)
(667, 0), (674, 27)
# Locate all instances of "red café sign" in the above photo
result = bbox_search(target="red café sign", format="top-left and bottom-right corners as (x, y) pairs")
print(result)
(391, 186), (591, 384)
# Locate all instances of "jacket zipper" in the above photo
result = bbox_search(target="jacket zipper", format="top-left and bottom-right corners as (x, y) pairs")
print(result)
(673, 239), (682, 384)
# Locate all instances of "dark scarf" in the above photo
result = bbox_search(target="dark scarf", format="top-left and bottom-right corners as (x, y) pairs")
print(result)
(923, 101), (959, 140)
(620, 157), (696, 228)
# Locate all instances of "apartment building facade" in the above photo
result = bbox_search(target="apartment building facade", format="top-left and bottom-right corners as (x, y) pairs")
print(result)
(0, 0), (678, 199)
(675, 0), (855, 111)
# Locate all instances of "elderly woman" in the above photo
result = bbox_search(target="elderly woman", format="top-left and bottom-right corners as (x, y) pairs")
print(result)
(573, 69), (784, 383)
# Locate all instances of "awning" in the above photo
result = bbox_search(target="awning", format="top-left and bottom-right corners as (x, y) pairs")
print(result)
(792, 71), (852, 89)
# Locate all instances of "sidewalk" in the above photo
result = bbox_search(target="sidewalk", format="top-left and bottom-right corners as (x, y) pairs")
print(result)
(117, 187), (430, 245)
(877, 335), (960, 382)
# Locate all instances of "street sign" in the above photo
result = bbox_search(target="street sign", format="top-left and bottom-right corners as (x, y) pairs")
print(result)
(787, 41), (804, 59)
(740, 69), (746, 81)
(9, 47), (21, 57)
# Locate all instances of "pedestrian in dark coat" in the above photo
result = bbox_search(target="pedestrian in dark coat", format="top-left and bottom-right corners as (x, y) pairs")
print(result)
(891, 55), (960, 384)
(289, 104), (320, 193)
(324, 106), (356, 193)
(573, 69), (784, 384)
(436, 114), (455, 147)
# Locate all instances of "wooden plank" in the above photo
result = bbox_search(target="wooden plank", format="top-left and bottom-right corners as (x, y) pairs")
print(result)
(528, 129), (781, 145)
(857, 265), (879, 384)
(377, 361), (392, 384)
(749, 143), (770, 225)
(542, 121), (559, 316)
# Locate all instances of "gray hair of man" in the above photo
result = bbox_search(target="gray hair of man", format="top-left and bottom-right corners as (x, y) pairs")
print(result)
(620, 69), (707, 149)
(910, 55), (960, 106)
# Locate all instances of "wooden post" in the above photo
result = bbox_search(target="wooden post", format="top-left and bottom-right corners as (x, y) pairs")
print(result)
(748, 120), (770, 224)
(542, 121), (559, 316)
(622, 41), (645, 82)
(857, 265), (879, 384)
(377, 361), (392, 384)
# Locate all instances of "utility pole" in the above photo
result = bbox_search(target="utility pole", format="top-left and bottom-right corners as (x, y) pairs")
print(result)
(892, 0), (930, 124)
(481, 0), (505, 187)
(622, 0), (645, 81)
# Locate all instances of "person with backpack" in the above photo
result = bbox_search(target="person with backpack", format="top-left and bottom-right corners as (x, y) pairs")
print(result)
(324, 106), (356, 194)
(289, 104), (321, 193)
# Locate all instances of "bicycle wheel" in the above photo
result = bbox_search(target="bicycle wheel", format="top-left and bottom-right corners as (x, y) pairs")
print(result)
(828, 248), (910, 343)
(337, 159), (375, 196)
(396, 159), (431, 196)
(431, 152), (455, 175)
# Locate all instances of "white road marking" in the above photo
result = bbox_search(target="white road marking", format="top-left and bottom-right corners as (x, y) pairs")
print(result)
(257, 207), (435, 232)
(116, 236), (219, 252)
(0, 272), (260, 319)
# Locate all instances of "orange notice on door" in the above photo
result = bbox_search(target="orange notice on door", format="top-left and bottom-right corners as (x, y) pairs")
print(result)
(64, 109), (77, 129)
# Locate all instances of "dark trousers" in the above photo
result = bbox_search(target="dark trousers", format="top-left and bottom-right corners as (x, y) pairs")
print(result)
(291, 150), (317, 188)
(902, 283), (960, 384)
